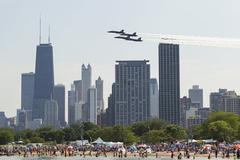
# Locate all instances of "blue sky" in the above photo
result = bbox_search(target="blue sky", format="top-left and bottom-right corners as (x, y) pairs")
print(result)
(1, 0), (240, 117)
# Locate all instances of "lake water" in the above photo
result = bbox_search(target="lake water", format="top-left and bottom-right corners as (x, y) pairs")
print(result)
(0, 156), (227, 160)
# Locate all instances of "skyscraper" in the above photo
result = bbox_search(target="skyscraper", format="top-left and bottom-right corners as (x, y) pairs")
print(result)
(106, 83), (115, 126)
(159, 43), (180, 124)
(74, 80), (82, 102)
(21, 72), (34, 121)
(86, 87), (97, 124)
(68, 84), (76, 125)
(149, 78), (159, 118)
(32, 43), (54, 120)
(188, 85), (203, 108)
(114, 60), (150, 125)
(210, 89), (227, 111)
(44, 99), (59, 128)
(53, 84), (65, 127)
(82, 64), (91, 103)
(95, 76), (104, 114)
(0, 112), (8, 128)
(17, 110), (27, 131)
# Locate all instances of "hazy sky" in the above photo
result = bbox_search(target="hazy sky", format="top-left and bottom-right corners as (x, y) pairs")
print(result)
(1, 0), (240, 117)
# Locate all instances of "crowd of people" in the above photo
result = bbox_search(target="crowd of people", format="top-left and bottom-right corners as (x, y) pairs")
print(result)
(0, 141), (240, 159)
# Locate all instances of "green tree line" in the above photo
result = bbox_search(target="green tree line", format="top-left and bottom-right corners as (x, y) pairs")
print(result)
(1, 112), (239, 145)
(0, 119), (186, 145)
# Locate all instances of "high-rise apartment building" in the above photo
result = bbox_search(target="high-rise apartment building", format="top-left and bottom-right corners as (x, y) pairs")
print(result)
(21, 72), (34, 121)
(106, 83), (115, 126)
(86, 87), (97, 124)
(210, 89), (227, 111)
(149, 78), (159, 118)
(0, 112), (8, 128)
(158, 43), (180, 124)
(114, 60), (150, 125)
(74, 80), (82, 102)
(189, 85), (203, 108)
(95, 77), (104, 114)
(32, 43), (54, 120)
(44, 100), (59, 128)
(68, 85), (76, 125)
(219, 91), (240, 115)
(53, 84), (65, 127)
(82, 64), (91, 103)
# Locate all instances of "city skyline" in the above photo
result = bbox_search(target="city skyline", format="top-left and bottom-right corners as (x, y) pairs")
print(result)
(2, 0), (240, 117)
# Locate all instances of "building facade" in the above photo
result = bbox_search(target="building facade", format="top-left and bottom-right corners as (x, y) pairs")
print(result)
(74, 80), (82, 102)
(210, 89), (227, 111)
(0, 112), (8, 128)
(53, 84), (65, 127)
(158, 43), (180, 124)
(189, 85), (203, 108)
(68, 85), (76, 125)
(44, 100), (59, 128)
(86, 87), (97, 124)
(81, 64), (91, 103)
(219, 91), (240, 115)
(21, 72), (34, 121)
(149, 78), (159, 118)
(114, 60), (150, 125)
(33, 43), (54, 121)
(95, 76), (104, 114)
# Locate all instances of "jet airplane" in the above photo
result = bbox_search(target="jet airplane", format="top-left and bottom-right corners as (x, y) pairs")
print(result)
(108, 30), (124, 34)
(114, 36), (142, 42)
(120, 32), (137, 37)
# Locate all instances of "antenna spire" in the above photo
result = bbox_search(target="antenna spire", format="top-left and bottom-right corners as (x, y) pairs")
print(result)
(39, 16), (42, 44)
(48, 24), (51, 43)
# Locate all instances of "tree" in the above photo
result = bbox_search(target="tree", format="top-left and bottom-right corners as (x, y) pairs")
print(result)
(208, 120), (235, 142)
(54, 129), (65, 144)
(111, 125), (138, 144)
(192, 112), (240, 141)
(0, 128), (14, 145)
(131, 121), (150, 137)
(164, 124), (187, 141)
(141, 130), (166, 143)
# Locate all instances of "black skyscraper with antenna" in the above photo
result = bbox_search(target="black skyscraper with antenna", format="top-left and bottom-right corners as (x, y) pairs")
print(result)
(32, 20), (54, 120)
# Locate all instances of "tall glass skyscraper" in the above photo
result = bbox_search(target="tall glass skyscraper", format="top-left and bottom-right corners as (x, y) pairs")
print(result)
(53, 84), (65, 127)
(32, 43), (54, 120)
(21, 72), (35, 121)
(158, 43), (180, 124)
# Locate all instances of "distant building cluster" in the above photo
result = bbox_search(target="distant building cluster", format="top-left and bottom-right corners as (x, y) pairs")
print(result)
(1, 41), (240, 131)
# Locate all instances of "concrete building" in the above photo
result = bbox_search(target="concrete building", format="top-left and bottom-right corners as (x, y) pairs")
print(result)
(189, 85), (203, 108)
(33, 43), (54, 120)
(68, 84), (76, 125)
(44, 100), (59, 128)
(86, 87), (97, 124)
(74, 101), (85, 122)
(95, 76), (104, 114)
(21, 72), (34, 121)
(159, 43), (180, 124)
(219, 91), (240, 115)
(0, 112), (8, 128)
(106, 83), (115, 126)
(74, 80), (82, 102)
(53, 84), (65, 127)
(27, 119), (42, 130)
(82, 64), (91, 103)
(180, 96), (207, 128)
(17, 110), (27, 130)
(210, 89), (227, 111)
(114, 60), (150, 125)
(149, 78), (159, 118)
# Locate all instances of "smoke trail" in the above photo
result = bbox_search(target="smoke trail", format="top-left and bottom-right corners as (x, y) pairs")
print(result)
(139, 33), (240, 48)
